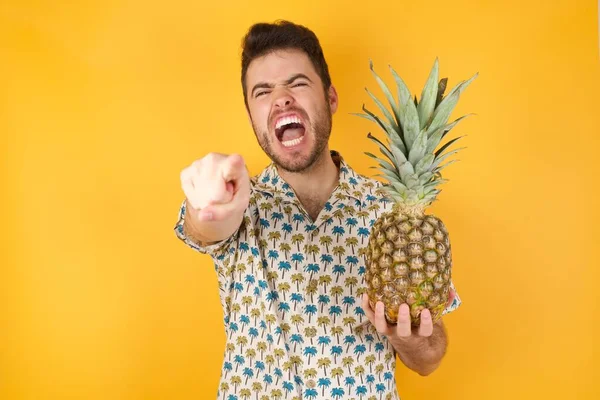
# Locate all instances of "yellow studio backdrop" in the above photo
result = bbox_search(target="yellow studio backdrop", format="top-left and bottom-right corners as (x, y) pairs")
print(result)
(1, 0), (599, 399)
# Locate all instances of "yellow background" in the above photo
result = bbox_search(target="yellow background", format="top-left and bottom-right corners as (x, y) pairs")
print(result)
(2, 0), (599, 399)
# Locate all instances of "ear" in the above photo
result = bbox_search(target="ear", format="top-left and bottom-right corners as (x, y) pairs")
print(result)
(328, 85), (339, 114)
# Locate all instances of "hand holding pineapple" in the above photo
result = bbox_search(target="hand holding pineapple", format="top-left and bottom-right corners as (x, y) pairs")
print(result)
(361, 290), (455, 376)
(361, 289), (455, 338)
(179, 153), (250, 243)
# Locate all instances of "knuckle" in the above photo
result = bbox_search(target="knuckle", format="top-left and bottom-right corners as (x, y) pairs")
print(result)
(206, 152), (226, 163)
(191, 159), (204, 173)
(180, 169), (189, 182)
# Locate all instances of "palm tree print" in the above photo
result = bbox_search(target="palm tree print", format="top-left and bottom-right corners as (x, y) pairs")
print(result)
(174, 151), (462, 399)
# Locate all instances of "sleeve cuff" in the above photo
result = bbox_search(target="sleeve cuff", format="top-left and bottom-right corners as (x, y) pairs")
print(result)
(442, 280), (462, 315)
(173, 200), (238, 257)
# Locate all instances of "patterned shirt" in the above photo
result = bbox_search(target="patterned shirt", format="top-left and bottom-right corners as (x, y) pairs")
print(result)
(174, 151), (461, 400)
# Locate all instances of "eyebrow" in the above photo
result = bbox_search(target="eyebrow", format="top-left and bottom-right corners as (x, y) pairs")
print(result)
(251, 73), (313, 97)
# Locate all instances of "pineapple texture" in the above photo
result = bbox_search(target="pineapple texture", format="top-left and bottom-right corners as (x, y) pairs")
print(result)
(365, 207), (451, 325)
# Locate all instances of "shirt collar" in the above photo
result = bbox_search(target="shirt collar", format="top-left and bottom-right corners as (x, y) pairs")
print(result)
(252, 150), (366, 203)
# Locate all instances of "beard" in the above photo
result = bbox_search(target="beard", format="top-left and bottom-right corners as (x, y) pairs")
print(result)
(251, 101), (332, 173)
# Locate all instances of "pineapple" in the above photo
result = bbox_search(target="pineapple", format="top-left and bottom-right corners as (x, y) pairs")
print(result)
(354, 59), (477, 326)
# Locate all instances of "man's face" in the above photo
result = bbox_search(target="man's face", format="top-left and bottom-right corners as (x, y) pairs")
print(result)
(245, 49), (338, 173)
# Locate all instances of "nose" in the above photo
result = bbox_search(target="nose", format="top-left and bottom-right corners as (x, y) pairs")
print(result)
(273, 88), (294, 109)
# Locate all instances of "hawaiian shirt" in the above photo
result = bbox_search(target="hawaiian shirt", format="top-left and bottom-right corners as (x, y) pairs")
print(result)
(174, 151), (461, 400)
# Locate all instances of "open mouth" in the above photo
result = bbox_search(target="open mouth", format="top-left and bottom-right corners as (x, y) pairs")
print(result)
(274, 115), (306, 148)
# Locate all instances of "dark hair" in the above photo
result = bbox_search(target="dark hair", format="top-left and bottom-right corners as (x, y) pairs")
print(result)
(240, 20), (332, 108)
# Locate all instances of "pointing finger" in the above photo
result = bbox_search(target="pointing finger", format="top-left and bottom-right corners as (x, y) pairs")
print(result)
(221, 154), (246, 183)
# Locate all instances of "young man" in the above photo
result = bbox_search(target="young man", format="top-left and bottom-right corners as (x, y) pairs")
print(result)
(175, 20), (461, 400)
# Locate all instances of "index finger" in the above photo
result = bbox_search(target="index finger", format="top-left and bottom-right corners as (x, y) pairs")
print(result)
(220, 154), (247, 183)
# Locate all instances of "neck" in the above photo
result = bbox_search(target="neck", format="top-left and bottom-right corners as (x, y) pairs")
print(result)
(276, 148), (339, 220)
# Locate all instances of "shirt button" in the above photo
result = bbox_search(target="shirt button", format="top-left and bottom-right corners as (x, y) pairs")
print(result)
(306, 379), (316, 388)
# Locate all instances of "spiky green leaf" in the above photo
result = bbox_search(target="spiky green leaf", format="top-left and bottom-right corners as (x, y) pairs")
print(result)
(432, 148), (465, 171)
(389, 142), (408, 167)
(408, 129), (428, 165)
(367, 133), (395, 161)
(432, 160), (459, 174)
(406, 190), (419, 204)
(434, 136), (465, 158)
(401, 96), (420, 149)
(377, 167), (403, 184)
(352, 110), (392, 136)
(418, 172), (433, 185)
(365, 87), (400, 135)
(382, 186), (405, 202)
(445, 72), (478, 100)
(427, 73), (478, 134)
(415, 154), (435, 175)
(364, 152), (397, 172)
(361, 105), (406, 152)
(426, 114), (473, 153)
(389, 65), (413, 141)
(427, 89), (460, 135)
(435, 78), (448, 107)
(404, 173), (420, 189)
(417, 58), (439, 130)
(369, 60), (401, 127)
(398, 161), (415, 182)
(423, 191), (440, 203)
(423, 179), (448, 192)
(389, 65), (412, 104)
(391, 182), (408, 197)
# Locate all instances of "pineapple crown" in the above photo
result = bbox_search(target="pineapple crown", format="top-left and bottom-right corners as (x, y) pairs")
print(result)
(353, 58), (477, 212)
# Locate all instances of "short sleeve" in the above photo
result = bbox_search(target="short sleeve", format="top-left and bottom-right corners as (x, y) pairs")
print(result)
(442, 280), (462, 315)
(173, 200), (241, 258)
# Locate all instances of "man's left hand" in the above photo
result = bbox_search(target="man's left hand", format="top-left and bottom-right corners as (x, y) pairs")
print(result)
(361, 288), (455, 343)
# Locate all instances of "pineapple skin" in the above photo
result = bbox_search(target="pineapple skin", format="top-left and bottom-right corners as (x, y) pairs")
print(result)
(365, 204), (452, 326)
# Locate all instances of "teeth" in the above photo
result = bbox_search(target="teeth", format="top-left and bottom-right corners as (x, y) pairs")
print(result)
(276, 115), (302, 130)
(281, 135), (305, 147)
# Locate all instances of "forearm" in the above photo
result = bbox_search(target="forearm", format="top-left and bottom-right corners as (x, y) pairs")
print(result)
(394, 321), (447, 376)
(182, 199), (244, 245)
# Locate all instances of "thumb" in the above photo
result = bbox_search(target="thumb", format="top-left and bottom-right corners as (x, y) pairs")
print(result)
(197, 201), (242, 222)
